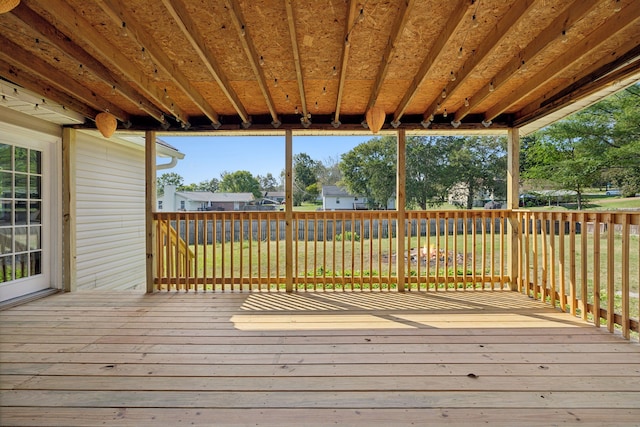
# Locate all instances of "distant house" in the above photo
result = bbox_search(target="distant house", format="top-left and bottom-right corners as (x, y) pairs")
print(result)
(158, 185), (254, 211)
(264, 191), (285, 203)
(447, 182), (496, 208)
(321, 185), (395, 210)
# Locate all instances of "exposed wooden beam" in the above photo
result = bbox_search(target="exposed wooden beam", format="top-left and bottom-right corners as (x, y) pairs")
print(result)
(332, 0), (358, 126)
(484, 0), (640, 122)
(0, 60), (99, 119)
(0, 35), (130, 122)
(30, 0), (189, 125)
(162, 0), (249, 126)
(366, 0), (415, 112)
(514, 48), (640, 127)
(423, 0), (536, 124)
(454, 0), (600, 123)
(285, 0), (309, 126)
(96, 0), (218, 126)
(11, 3), (166, 123)
(224, 0), (278, 126)
(392, 0), (471, 124)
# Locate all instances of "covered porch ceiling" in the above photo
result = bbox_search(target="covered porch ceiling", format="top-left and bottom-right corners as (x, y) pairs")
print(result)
(0, 0), (639, 134)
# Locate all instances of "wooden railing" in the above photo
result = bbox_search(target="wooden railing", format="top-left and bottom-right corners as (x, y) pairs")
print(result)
(156, 216), (195, 280)
(516, 211), (640, 340)
(153, 209), (639, 340)
(153, 210), (510, 291)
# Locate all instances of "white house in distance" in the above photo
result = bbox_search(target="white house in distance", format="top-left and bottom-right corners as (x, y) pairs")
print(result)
(158, 185), (254, 211)
(321, 185), (395, 210)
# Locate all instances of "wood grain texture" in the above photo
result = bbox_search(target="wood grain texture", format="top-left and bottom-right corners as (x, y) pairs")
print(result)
(1, 291), (639, 426)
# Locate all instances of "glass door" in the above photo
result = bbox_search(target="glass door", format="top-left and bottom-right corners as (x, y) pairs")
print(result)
(0, 142), (49, 301)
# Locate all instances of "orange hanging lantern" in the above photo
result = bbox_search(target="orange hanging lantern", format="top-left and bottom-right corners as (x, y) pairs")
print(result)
(0, 0), (19, 14)
(366, 106), (385, 134)
(95, 112), (117, 138)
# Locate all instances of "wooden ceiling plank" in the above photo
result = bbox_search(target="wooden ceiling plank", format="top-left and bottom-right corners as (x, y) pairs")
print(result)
(366, 0), (415, 112)
(454, 0), (600, 123)
(162, 0), (249, 126)
(392, 0), (471, 124)
(333, 0), (358, 126)
(0, 35), (130, 122)
(423, 0), (536, 123)
(0, 59), (99, 120)
(31, 0), (189, 125)
(514, 42), (640, 127)
(485, 1), (640, 122)
(285, 0), (309, 126)
(11, 3), (166, 123)
(224, 0), (278, 125)
(96, 0), (217, 126)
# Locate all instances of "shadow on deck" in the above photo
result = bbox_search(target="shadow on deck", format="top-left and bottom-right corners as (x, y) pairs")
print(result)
(1, 291), (639, 426)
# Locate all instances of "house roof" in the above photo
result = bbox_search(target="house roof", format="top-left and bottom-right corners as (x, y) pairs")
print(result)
(322, 185), (357, 198)
(175, 191), (254, 203)
(0, 1), (638, 136)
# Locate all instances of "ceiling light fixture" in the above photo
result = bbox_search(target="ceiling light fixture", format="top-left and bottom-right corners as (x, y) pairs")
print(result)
(0, 0), (19, 14)
(95, 112), (117, 138)
(365, 106), (385, 134)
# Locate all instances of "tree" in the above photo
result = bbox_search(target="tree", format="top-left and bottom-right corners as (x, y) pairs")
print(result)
(195, 178), (219, 193)
(405, 136), (456, 209)
(339, 136), (396, 209)
(317, 155), (342, 187)
(257, 173), (280, 192)
(157, 172), (184, 196)
(293, 153), (321, 205)
(219, 170), (261, 198)
(522, 84), (640, 204)
(446, 136), (507, 209)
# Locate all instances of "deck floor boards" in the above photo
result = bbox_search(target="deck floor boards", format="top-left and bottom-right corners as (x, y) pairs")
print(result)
(1, 290), (639, 426)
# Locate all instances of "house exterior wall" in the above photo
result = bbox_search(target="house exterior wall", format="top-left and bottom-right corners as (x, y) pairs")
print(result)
(74, 131), (145, 291)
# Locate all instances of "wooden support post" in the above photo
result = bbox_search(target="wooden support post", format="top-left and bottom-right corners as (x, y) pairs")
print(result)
(285, 130), (293, 292)
(396, 129), (406, 292)
(145, 131), (157, 293)
(62, 128), (76, 292)
(507, 127), (520, 291)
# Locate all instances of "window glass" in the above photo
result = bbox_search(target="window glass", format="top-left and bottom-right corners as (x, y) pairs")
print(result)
(14, 147), (27, 173)
(2, 145), (44, 283)
(0, 144), (11, 171)
(0, 172), (11, 197)
(30, 150), (41, 174)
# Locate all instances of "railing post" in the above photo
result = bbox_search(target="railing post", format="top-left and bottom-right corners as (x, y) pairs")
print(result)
(145, 130), (157, 293)
(285, 130), (293, 292)
(506, 127), (520, 291)
(62, 128), (76, 292)
(396, 129), (406, 292)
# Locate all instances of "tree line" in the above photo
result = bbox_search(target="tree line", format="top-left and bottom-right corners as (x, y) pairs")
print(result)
(158, 84), (639, 210)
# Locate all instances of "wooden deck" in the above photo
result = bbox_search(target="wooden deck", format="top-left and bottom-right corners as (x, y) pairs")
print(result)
(1, 290), (639, 426)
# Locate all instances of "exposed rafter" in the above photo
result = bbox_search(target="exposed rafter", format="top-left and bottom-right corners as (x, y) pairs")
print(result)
(332, 0), (358, 127)
(224, 0), (278, 126)
(34, 0), (189, 125)
(97, 0), (220, 127)
(392, 0), (471, 125)
(0, 35), (130, 122)
(366, 0), (415, 112)
(0, 59), (99, 120)
(285, 0), (309, 126)
(423, 0), (536, 125)
(11, 3), (166, 123)
(161, 0), (249, 127)
(454, 0), (600, 123)
(514, 43), (640, 127)
(484, 0), (640, 122)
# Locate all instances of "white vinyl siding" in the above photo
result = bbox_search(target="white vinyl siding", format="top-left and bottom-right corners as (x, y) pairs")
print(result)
(74, 133), (145, 291)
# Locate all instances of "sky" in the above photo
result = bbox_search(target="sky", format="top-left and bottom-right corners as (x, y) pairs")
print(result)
(161, 135), (373, 185)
